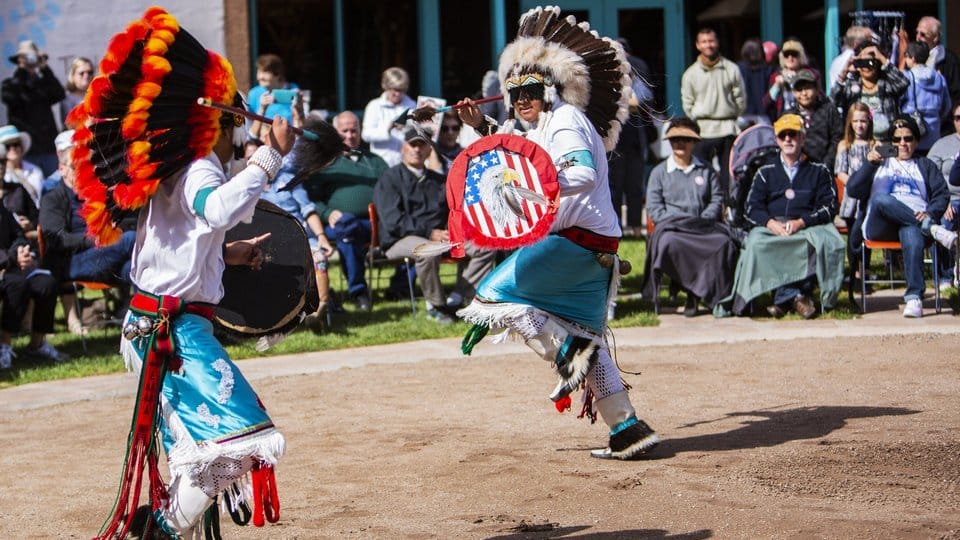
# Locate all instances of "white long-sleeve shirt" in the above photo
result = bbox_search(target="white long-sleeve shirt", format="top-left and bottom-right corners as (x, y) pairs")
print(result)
(130, 152), (269, 304)
(361, 92), (416, 167)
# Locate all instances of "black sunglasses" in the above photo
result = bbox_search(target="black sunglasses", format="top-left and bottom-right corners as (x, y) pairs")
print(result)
(783, 50), (800, 58)
(891, 135), (915, 143)
(953, 115), (960, 121)
(440, 124), (461, 133)
(776, 130), (800, 140)
(508, 83), (545, 104)
(5, 140), (22, 149)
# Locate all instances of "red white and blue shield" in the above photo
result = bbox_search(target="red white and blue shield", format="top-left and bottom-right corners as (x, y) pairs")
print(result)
(447, 134), (558, 255)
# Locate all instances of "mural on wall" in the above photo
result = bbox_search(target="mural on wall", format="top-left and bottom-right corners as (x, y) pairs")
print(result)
(0, 0), (225, 124)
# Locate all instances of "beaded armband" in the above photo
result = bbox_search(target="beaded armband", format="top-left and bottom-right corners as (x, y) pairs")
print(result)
(247, 146), (284, 178)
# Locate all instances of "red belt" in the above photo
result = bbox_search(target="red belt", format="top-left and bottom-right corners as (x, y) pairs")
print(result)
(130, 291), (215, 321)
(558, 227), (619, 253)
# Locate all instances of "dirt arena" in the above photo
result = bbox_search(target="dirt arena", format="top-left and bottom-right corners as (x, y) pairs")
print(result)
(1, 332), (959, 539)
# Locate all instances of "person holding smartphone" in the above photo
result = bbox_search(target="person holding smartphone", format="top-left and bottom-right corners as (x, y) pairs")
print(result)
(847, 115), (955, 317)
(246, 53), (299, 125)
(831, 40), (909, 142)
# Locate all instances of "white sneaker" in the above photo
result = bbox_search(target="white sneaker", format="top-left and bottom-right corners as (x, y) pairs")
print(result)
(25, 341), (68, 363)
(0, 343), (14, 369)
(930, 224), (958, 250)
(902, 298), (923, 318)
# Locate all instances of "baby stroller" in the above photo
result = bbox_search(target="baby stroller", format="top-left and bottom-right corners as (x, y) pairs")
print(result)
(726, 123), (779, 230)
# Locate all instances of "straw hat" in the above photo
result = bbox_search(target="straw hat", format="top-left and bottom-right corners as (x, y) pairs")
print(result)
(8, 40), (46, 64)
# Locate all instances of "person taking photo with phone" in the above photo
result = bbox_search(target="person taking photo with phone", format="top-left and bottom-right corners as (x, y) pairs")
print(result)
(246, 53), (300, 125)
(847, 115), (955, 318)
(831, 40), (909, 142)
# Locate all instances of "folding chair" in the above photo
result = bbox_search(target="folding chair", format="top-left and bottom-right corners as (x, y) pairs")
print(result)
(859, 238), (941, 314)
(366, 203), (418, 315)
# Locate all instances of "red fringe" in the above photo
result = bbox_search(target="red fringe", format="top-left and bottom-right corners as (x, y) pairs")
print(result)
(251, 464), (280, 527)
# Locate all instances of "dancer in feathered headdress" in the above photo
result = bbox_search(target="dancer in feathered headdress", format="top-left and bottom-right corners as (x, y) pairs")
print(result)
(69, 7), (342, 538)
(452, 5), (660, 460)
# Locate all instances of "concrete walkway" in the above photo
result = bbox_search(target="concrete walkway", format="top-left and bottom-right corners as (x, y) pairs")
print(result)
(1, 292), (957, 413)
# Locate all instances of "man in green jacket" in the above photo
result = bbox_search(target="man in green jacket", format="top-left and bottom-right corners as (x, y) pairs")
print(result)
(303, 111), (388, 311)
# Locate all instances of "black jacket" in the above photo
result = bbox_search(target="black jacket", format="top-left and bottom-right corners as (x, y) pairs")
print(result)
(37, 181), (93, 280)
(0, 205), (29, 272)
(745, 157), (837, 228)
(784, 95), (843, 170)
(848, 156), (949, 221)
(1, 66), (65, 156)
(372, 164), (447, 251)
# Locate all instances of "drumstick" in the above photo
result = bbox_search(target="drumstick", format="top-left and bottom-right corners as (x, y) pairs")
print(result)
(410, 95), (503, 122)
(196, 97), (320, 140)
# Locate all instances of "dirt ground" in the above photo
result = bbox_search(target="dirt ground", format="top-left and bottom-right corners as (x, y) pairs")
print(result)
(2, 334), (960, 539)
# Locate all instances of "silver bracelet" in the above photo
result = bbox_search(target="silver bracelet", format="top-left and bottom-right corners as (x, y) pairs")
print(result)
(247, 145), (283, 178)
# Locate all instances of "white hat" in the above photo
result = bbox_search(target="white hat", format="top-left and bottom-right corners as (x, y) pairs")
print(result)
(55, 130), (76, 153)
(0, 125), (31, 155)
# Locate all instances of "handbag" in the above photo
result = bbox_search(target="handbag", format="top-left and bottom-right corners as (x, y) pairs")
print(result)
(908, 71), (929, 138)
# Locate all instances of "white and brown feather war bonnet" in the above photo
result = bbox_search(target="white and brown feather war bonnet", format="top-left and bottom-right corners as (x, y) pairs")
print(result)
(498, 5), (632, 151)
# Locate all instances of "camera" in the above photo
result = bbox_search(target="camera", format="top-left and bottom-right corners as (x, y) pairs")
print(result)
(853, 58), (880, 70)
(271, 89), (297, 105)
(875, 143), (897, 158)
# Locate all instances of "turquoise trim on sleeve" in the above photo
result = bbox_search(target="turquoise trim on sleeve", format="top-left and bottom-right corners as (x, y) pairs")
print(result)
(563, 149), (595, 170)
(192, 186), (215, 219)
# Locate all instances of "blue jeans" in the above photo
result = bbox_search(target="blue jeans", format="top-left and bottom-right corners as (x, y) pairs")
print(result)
(936, 199), (960, 284)
(773, 276), (816, 306)
(324, 215), (371, 297)
(67, 230), (135, 284)
(863, 194), (927, 301)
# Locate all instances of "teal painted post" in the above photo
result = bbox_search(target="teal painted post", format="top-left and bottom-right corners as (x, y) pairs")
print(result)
(249, 0), (259, 88)
(760, 0), (783, 45)
(418, 0), (442, 97)
(334, 0), (346, 112)
(491, 0), (507, 67)
(664, 0), (685, 115)
(824, 0), (839, 93)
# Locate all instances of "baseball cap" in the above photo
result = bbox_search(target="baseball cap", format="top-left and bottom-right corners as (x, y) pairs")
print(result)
(403, 126), (432, 144)
(55, 130), (76, 153)
(774, 114), (804, 136)
(791, 69), (817, 88)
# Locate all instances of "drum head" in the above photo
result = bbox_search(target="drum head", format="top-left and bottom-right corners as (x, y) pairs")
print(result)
(447, 134), (558, 249)
(215, 200), (319, 337)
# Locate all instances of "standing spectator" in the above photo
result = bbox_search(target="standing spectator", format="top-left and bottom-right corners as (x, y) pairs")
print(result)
(915, 16), (960, 128)
(835, 103), (876, 283)
(246, 54), (299, 124)
(926, 102), (960, 289)
(847, 115), (955, 317)
(682, 28), (746, 199)
(0, 125), (42, 238)
(59, 57), (94, 126)
(899, 41), (951, 154)
(0, 202), (67, 369)
(783, 69), (843, 169)
(304, 111), (387, 311)
(372, 127), (496, 323)
(831, 40), (909, 141)
(0, 41), (65, 176)
(729, 113), (844, 318)
(363, 67), (416, 167)
(828, 26), (874, 93)
(765, 39), (821, 119)
(738, 38), (776, 127)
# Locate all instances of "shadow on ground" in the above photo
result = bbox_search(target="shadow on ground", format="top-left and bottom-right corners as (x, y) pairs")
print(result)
(487, 526), (712, 539)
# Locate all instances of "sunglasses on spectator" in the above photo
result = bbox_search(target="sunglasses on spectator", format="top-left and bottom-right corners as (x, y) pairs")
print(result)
(891, 135), (915, 143)
(776, 130), (800, 140)
(5, 141), (22, 149)
(441, 124), (461, 133)
(782, 50), (800, 58)
(953, 115), (960, 121)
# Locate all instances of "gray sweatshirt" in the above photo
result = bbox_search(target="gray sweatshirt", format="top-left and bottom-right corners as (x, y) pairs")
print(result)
(646, 157), (723, 224)
(927, 133), (960, 199)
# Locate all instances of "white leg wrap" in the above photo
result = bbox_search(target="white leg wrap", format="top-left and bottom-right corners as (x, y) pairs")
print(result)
(162, 474), (215, 535)
(523, 317), (565, 360)
(585, 346), (625, 401)
(594, 390), (637, 430)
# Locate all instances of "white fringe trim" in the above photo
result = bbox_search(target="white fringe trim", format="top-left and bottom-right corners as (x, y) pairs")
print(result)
(458, 300), (600, 343)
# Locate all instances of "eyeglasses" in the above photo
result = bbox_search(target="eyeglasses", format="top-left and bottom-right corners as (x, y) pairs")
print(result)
(891, 135), (915, 143)
(782, 50), (800, 58)
(776, 130), (800, 140)
(953, 115), (960, 121)
(440, 124), (461, 133)
(5, 141), (22, 149)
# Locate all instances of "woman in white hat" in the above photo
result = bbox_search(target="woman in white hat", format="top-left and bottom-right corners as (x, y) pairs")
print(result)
(0, 125), (43, 212)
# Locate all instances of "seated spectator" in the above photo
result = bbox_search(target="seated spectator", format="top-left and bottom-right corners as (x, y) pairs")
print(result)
(430, 111), (464, 174)
(59, 56), (94, 127)
(246, 53), (299, 124)
(372, 126), (497, 323)
(783, 68), (843, 170)
(835, 103), (876, 286)
(363, 67), (416, 167)
(926, 102), (960, 288)
(848, 115), (955, 318)
(899, 41), (951, 154)
(38, 134), (135, 287)
(1, 125), (43, 210)
(1, 40), (65, 176)
(641, 118), (739, 316)
(41, 130), (76, 195)
(303, 111), (387, 311)
(0, 203), (67, 369)
(723, 113), (845, 318)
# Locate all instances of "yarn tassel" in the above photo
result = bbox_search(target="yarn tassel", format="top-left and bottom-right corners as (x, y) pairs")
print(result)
(461, 323), (489, 355)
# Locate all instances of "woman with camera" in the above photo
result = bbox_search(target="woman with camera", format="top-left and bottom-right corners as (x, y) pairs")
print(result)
(831, 41), (909, 142)
(846, 115), (955, 317)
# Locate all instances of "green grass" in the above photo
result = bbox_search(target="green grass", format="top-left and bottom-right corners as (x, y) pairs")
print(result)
(4, 235), (944, 388)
